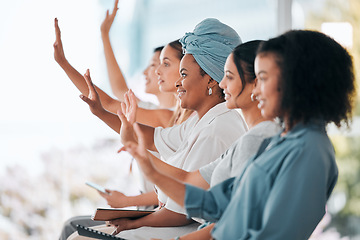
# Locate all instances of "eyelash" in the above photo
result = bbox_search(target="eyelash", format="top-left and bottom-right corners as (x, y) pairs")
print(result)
(181, 73), (187, 78)
(226, 75), (233, 80)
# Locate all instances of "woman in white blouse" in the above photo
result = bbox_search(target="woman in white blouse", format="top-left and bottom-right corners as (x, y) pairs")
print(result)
(67, 18), (247, 240)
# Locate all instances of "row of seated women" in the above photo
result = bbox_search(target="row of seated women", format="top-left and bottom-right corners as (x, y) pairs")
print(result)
(54, 1), (356, 239)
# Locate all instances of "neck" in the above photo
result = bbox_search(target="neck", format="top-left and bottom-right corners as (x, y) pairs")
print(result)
(156, 92), (177, 109)
(196, 98), (224, 120)
(241, 103), (266, 129)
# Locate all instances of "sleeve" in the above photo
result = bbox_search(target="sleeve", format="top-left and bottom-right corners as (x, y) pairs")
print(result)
(199, 157), (222, 184)
(163, 135), (232, 215)
(213, 141), (337, 240)
(254, 148), (335, 239)
(154, 123), (186, 161)
(184, 178), (235, 223)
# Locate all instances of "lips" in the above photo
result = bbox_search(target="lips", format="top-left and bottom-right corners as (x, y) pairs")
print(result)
(158, 79), (164, 85)
(257, 99), (264, 109)
(177, 89), (186, 98)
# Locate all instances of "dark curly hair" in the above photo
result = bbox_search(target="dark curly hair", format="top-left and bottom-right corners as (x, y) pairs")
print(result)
(257, 30), (356, 129)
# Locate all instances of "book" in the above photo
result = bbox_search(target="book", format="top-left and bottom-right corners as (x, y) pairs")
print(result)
(76, 224), (126, 240)
(91, 208), (155, 221)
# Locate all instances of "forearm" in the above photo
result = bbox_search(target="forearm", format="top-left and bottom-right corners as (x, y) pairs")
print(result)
(150, 159), (209, 189)
(58, 60), (121, 113)
(138, 123), (156, 151)
(94, 108), (121, 133)
(147, 170), (187, 207)
(136, 108), (174, 128)
(126, 191), (158, 207)
(131, 208), (193, 229)
(101, 33), (128, 101)
(179, 223), (214, 240)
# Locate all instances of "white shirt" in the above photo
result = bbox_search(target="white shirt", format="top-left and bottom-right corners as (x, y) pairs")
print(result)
(154, 102), (248, 214)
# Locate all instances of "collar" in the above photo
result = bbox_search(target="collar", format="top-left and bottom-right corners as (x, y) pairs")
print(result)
(264, 119), (326, 152)
(195, 102), (232, 126)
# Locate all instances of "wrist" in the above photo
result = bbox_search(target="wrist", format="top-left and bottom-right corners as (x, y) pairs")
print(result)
(101, 32), (110, 39)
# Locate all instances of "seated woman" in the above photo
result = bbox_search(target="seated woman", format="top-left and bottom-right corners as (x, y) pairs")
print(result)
(67, 18), (246, 240)
(104, 40), (281, 240)
(124, 30), (356, 239)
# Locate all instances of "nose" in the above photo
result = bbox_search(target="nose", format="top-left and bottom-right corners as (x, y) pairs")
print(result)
(219, 76), (226, 89)
(143, 65), (149, 76)
(175, 77), (182, 88)
(155, 64), (161, 76)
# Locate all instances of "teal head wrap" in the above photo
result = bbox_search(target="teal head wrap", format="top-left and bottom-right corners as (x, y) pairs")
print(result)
(179, 18), (242, 83)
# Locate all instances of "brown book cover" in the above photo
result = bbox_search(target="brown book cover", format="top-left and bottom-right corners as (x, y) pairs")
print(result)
(91, 208), (155, 221)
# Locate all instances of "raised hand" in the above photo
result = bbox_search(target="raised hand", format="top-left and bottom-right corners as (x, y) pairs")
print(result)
(100, 0), (119, 36)
(122, 89), (138, 124)
(53, 18), (67, 66)
(117, 108), (137, 145)
(99, 190), (130, 208)
(80, 69), (106, 116)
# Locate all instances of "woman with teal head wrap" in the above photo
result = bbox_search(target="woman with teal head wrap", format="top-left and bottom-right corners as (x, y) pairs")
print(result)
(175, 18), (242, 117)
(68, 18), (247, 240)
(180, 18), (242, 84)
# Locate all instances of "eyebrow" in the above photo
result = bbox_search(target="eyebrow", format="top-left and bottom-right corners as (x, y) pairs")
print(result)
(225, 70), (234, 74)
(256, 70), (267, 75)
(179, 68), (187, 73)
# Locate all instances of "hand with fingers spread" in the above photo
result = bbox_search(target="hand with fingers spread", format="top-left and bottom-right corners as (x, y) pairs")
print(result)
(117, 109), (138, 145)
(80, 69), (106, 116)
(100, 0), (119, 36)
(53, 18), (68, 66)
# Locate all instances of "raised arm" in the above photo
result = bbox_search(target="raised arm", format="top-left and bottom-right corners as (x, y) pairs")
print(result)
(100, 0), (135, 102)
(53, 18), (121, 114)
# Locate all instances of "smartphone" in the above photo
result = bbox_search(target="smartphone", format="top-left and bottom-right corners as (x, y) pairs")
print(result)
(85, 181), (109, 195)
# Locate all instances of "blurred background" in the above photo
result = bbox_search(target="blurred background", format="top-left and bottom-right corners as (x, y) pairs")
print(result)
(0, 0), (359, 239)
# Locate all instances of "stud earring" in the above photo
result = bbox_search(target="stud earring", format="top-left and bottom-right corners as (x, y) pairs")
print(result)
(251, 93), (256, 102)
(208, 87), (212, 96)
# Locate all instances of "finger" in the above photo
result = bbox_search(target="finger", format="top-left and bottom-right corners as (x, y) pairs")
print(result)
(121, 102), (126, 116)
(129, 89), (137, 109)
(117, 145), (127, 153)
(79, 94), (91, 104)
(117, 108), (128, 124)
(111, 227), (120, 236)
(83, 69), (96, 92)
(54, 18), (61, 40)
(124, 91), (130, 113)
(112, 0), (119, 15)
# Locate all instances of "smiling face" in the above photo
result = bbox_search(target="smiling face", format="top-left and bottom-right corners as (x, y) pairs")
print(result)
(176, 54), (210, 111)
(253, 53), (282, 119)
(155, 44), (181, 93)
(219, 53), (254, 110)
(143, 51), (161, 95)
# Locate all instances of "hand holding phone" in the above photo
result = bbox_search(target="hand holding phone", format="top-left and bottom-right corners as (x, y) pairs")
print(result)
(86, 181), (110, 195)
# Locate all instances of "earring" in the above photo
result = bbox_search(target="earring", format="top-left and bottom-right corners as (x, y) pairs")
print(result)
(250, 93), (256, 102)
(208, 87), (212, 96)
